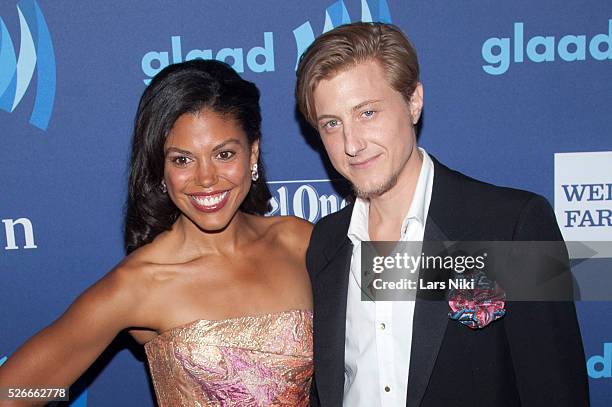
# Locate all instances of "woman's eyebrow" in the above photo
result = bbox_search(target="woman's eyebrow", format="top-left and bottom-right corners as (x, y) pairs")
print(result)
(165, 147), (193, 156)
(212, 139), (242, 152)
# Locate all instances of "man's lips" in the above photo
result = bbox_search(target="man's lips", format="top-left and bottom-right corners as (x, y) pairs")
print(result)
(349, 154), (381, 169)
(188, 190), (230, 212)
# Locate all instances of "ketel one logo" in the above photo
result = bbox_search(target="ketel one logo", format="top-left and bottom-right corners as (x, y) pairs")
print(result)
(266, 179), (350, 222)
(0, 0), (56, 130)
(293, 0), (392, 69)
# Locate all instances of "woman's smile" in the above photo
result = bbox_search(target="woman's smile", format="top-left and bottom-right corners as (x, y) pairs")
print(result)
(189, 190), (230, 212)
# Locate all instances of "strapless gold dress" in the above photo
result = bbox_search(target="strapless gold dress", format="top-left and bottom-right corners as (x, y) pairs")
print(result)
(144, 309), (313, 406)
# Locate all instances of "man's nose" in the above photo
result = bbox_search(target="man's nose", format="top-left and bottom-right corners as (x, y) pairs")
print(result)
(343, 124), (366, 157)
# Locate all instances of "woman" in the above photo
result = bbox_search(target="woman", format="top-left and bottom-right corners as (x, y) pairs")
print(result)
(0, 60), (313, 406)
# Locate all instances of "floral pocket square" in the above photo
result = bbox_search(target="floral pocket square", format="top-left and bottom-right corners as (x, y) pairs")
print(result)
(448, 271), (506, 329)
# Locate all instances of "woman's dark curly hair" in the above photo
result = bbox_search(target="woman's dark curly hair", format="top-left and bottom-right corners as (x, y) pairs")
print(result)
(124, 59), (272, 254)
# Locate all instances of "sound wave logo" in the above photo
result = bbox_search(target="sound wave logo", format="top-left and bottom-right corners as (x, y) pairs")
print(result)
(0, 0), (56, 130)
(293, 0), (392, 69)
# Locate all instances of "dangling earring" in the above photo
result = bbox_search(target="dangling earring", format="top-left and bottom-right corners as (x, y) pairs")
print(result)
(160, 180), (167, 193)
(251, 163), (259, 182)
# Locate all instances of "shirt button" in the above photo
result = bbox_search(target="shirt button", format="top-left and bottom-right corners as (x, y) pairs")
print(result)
(379, 323), (386, 330)
(384, 386), (391, 392)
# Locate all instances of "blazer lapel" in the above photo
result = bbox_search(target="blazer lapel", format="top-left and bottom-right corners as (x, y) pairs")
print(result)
(312, 205), (354, 407)
(406, 176), (453, 407)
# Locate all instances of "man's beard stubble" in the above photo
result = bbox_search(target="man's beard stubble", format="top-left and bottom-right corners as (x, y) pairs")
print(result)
(349, 145), (420, 200)
(352, 170), (400, 200)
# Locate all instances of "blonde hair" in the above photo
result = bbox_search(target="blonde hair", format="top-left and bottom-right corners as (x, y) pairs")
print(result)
(296, 22), (420, 127)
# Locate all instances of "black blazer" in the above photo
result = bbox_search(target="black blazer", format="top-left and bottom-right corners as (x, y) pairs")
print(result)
(306, 157), (589, 407)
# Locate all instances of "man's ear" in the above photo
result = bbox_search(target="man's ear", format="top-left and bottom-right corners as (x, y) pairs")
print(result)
(409, 82), (424, 125)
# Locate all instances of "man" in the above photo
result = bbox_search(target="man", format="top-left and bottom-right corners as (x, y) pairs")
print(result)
(296, 22), (589, 407)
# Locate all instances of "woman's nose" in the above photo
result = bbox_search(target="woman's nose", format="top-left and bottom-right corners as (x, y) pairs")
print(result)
(195, 159), (218, 187)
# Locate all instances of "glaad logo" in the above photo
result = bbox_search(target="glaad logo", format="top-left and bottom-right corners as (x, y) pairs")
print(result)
(141, 33), (274, 85)
(587, 343), (611, 378)
(0, 0), (56, 130)
(2, 217), (37, 250)
(266, 180), (350, 222)
(293, 0), (392, 68)
(482, 20), (612, 75)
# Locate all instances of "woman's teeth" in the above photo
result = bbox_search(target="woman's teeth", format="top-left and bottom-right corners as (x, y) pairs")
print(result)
(190, 191), (228, 207)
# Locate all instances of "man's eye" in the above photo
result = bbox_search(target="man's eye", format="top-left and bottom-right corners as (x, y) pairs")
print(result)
(216, 151), (235, 160)
(362, 110), (375, 118)
(171, 156), (192, 166)
(323, 119), (340, 129)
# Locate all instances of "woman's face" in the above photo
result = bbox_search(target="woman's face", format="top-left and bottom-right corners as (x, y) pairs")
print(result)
(163, 109), (258, 232)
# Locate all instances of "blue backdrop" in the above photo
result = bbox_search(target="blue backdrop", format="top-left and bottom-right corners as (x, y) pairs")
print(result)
(1, 0), (611, 405)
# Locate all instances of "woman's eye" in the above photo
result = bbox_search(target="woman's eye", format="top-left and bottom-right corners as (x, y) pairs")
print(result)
(171, 156), (192, 166)
(216, 150), (235, 160)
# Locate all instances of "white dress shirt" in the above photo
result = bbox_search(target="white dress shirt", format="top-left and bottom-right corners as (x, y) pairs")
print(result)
(343, 148), (435, 407)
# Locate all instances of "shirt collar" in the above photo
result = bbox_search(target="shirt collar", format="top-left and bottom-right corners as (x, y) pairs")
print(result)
(402, 147), (433, 233)
(347, 196), (369, 245)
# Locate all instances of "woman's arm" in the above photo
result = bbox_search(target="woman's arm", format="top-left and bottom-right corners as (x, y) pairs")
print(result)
(0, 265), (151, 406)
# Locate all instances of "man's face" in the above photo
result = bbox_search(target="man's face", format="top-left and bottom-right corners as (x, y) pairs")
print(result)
(312, 60), (423, 199)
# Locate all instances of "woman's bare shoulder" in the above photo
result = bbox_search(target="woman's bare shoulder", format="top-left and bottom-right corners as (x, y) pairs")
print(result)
(276, 215), (312, 238)
(98, 245), (184, 340)
(85, 257), (156, 318)
(252, 215), (311, 239)
(120, 230), (186, 278)
(260, 215), (313, 257)
(101, 238), (184, 313)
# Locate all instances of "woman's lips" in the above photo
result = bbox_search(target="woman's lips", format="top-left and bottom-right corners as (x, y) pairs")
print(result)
(189, 191), (230, 213)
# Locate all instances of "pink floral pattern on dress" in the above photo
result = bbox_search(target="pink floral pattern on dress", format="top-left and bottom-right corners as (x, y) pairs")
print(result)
(145, 309), (312, 406)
